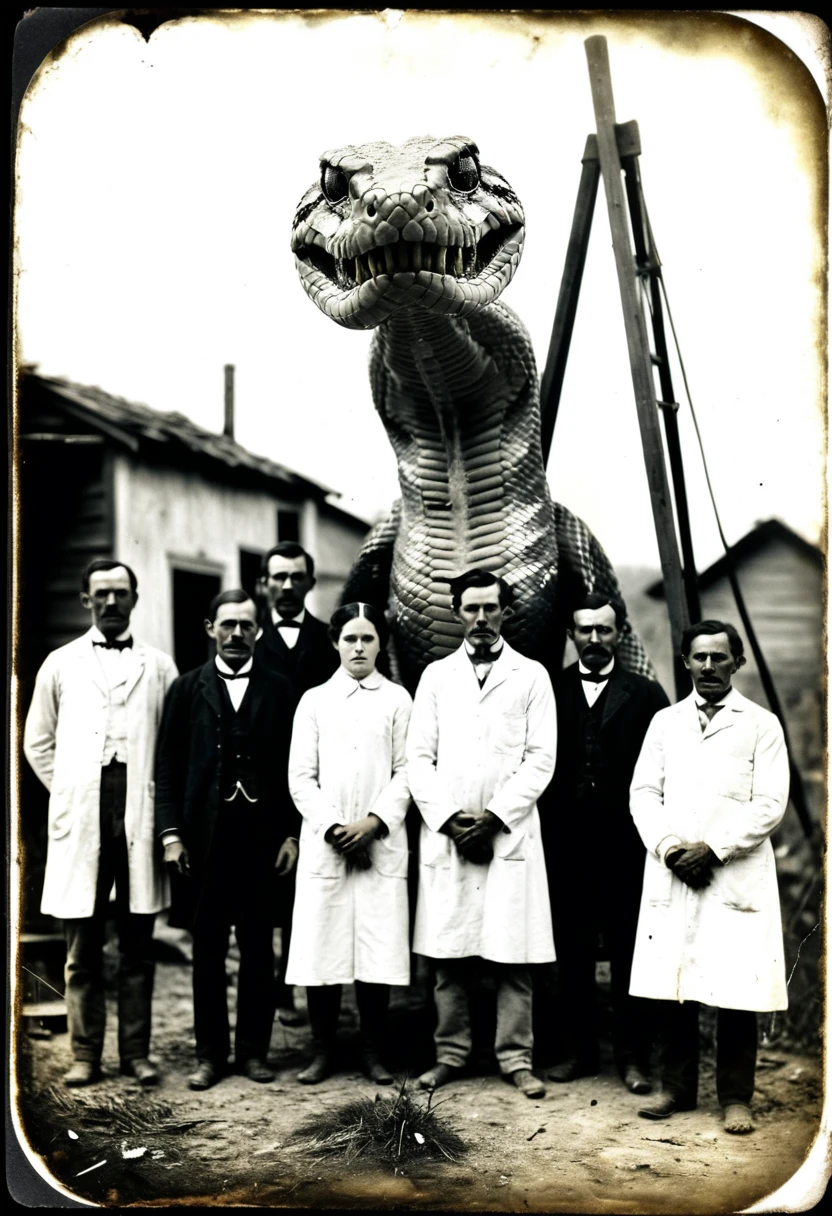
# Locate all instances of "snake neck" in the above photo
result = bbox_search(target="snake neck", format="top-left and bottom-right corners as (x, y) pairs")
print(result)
(372, 305), (551, 560)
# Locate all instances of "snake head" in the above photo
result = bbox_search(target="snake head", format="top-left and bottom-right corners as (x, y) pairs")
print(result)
(291, 135), (525, 330)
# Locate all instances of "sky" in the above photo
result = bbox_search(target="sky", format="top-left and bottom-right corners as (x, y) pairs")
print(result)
(14, 9), (827, 570)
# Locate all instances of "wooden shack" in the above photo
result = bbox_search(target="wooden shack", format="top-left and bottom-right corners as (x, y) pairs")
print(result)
(15, 370), (371, 929)
(16, 371), (370, 677)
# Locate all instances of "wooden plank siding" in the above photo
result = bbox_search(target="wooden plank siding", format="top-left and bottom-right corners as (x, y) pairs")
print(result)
(18, 423), (115, 681)
(697, 539), (826, 807)
(699, 537), (824, 706)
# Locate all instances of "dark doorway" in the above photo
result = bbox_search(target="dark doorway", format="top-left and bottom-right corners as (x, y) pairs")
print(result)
(172, 569), (221, 675)
(239, 548), (264, 600)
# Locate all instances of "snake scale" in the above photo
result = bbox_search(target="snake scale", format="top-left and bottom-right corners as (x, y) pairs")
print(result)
(291, 134), (652, 691)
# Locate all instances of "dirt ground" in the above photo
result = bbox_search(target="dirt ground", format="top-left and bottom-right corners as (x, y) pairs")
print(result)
(13, 924), (827, 1213)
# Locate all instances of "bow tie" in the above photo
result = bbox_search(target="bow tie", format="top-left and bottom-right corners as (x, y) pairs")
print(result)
(217, 669), (251, 681)
(94, 638), (133, 650)
(276, 619), (301, 629)
(580, 670), (608, 682)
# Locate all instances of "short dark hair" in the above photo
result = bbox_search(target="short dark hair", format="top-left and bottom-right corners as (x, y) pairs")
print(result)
(261, 542), (314, 578)
(681, 619), (745, 661)
(328, 602), (390, 651)
(81, 558), (138, 594)
(206, 588), (253, 622)
(448, 569), (514, 613)
(572, 591), (627, 632)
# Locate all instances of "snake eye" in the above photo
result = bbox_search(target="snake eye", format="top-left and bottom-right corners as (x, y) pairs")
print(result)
(448, 149), (479, 193)
(322, 164), (348, 203)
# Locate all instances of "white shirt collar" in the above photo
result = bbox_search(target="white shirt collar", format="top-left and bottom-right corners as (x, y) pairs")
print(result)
(695, 685), (737, 710)
(91, 625), (132, 644)
(463, 637), (504, 658)
(578, 658), (615, 680)
(334, 664), (383, 695)
(215, 655), (253, 677)
(271, 607), (306, 627)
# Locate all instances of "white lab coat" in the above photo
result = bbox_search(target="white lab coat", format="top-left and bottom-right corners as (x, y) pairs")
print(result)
(407, 642), (556, 964)
(285, 666), (412, 986)
(23, 630), (178, 919)
(629, 689), (789, 1011)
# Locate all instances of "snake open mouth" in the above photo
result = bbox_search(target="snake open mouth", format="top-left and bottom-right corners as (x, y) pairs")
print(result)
(298, 223), (523, 292)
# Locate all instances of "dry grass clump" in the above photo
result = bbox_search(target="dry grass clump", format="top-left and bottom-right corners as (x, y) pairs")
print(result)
(41, 1085), (176, 1136)
(293, 1079), (467, 1167)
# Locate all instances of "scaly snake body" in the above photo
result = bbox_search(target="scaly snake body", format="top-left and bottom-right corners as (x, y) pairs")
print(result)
(291, 135), (651, 690)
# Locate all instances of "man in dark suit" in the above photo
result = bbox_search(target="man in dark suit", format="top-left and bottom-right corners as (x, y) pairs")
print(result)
(256, 541), (339, 1024)
(257, 541), (339, 697)
(155, 589), (298, 1091)
(544, 593), (670, 1093)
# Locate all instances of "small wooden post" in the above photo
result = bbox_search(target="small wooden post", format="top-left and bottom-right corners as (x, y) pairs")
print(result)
(224, 364), (235, 439)
(584, 35), (690, 680)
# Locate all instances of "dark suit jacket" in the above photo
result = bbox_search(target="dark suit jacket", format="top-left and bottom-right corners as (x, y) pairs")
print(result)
(546, 662), (670, 872)
(154, 659), (298, 881)
(257, 610), (339, 699)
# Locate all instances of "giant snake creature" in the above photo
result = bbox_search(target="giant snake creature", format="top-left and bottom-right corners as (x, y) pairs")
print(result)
(291, 135), (652, 691)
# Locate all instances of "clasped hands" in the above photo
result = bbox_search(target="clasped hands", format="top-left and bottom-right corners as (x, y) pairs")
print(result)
(442, 809), (503, 864)
(325, 814), (381, 872)
(665, 840), (722, 889)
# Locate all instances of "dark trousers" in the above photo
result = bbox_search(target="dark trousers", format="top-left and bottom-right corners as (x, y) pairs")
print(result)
(191, 798), (275, 1067)
(62, 761), (155, 1064)
(656, 1000), (758, 1107)
(275, 912), (295, 1010)
(306, 982), (389, 1058)
(551, 862), (651, 1073)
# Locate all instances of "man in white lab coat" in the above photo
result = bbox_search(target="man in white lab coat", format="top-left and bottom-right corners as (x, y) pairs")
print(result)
(407, 569), (557, 1099)
(24, 559), (178, 1087)
(629, 620), (789, 1134)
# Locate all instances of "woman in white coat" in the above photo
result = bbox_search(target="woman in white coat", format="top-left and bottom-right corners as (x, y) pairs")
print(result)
(285, 602), (412, 1085)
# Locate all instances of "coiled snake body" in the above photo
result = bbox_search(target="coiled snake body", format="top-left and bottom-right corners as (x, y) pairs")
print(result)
(292, 135), (651, 690)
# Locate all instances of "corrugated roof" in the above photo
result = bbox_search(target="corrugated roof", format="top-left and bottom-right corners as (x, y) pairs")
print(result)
(28, 374), (335, 498)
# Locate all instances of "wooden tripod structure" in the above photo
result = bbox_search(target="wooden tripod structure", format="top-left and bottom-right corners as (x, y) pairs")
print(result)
(540, 36), (812, 831)
(541, 35), (696, 699)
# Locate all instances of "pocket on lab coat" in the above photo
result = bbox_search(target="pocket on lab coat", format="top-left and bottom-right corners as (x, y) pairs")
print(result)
(495, 714), (526, 755)
(717, 757), (753, 802)
(372, 834), (409, 878)
(303, 838), (345, 879)
(644, 857), (673, 906)
(48, 785), (83, 841)
(493, 827), (526, 861)
(717, 847), (768, 913)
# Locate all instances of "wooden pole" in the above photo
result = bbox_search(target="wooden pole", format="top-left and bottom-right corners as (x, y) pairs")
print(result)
(540, 136), (600, 466)
(584, 35), (690, 682)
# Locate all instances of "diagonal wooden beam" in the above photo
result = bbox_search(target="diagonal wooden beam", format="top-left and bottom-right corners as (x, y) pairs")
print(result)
(585, 34), (690, 679)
